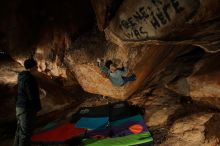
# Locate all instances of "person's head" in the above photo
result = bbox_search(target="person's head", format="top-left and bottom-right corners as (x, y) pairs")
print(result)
(105, 60), (113, 69)
(110, 64), (117, 72)
(24, 58), (38, 72)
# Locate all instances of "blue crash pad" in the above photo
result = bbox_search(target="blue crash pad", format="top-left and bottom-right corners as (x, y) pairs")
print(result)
(75, 117), (109, 130)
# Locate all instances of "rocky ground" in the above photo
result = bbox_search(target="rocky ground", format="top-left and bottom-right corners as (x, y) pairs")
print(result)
(1, 87), (220, 146)
(129, 87), (220, 146)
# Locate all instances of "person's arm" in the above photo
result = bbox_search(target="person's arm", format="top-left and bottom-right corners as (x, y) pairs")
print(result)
(119, 61), (129, 76)
(25, 78), (38, 101)
(97, 58), (110, 77)
(97, 58), (101, 67)
(120, 67), (128, 76)
(101, 66), (110, 78)
(25, 77), (42, 111)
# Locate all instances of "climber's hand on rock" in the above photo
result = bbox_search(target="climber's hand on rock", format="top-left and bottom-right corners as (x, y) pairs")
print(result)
(123, 61), (128, 68)
(97, 58), (101, 63)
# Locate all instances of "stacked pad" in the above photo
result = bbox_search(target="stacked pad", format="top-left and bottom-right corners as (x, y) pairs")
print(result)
(73, 104), (111, 142)
(111, 115), (147, 137)
(111, 114), (144, 126)
(83, 132), (153, 146)
(72, 102), (134, 123)
(77, 102), (153, 146)
(109, 102), (132, 121)
(31, 123), (86, 146)
(31, 101), (153, 146)
(75, 117), (109, 130)
(85, 128), (111, 139)
(74, 102), (133, 132)
(72, 104), (110, 123)
(39, 122), (58, 132)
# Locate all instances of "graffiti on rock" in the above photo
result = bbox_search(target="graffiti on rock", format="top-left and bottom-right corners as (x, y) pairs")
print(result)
(119, 0), (185, 39)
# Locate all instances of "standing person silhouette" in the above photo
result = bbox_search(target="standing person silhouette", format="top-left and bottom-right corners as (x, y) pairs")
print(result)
(14, 58), (42, 146)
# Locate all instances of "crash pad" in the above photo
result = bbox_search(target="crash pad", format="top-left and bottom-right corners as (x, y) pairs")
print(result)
(39, 122), (58, 132)
(111, 114), (144, 126)
(71, 101), (143, 123)
(71, 104), (110, 123)
(75, 117), (109, 130)
(83, 132), (153, 146)
(31, 123), (86, 144)
(109, 102), (132, 121)
(112, 120), (149, 137)
(85, 128), (111, 139)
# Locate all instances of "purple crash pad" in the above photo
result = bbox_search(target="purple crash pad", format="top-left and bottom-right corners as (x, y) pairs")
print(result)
(112, 120), (149, 137)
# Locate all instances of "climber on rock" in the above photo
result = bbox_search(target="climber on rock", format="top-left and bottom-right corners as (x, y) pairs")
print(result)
(14, 58), (42, 146)
(97, 58), (136, 86)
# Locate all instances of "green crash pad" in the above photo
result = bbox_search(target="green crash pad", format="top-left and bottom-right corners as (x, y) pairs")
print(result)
(83, 132), (153, 146)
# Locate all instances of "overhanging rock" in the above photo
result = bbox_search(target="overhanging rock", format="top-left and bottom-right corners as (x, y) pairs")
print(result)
(104, 0), (220, 52)
(64, 0), (220, 100)
(106, 0), (200, 41)
(64, 30), (189, 99)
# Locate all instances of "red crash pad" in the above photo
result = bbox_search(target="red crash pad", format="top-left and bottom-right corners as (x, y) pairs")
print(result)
(31, 123), (86, 144)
